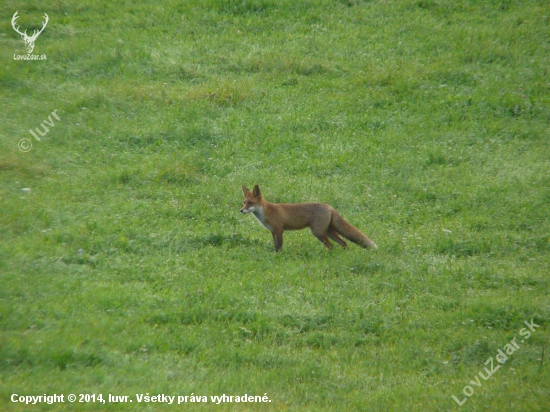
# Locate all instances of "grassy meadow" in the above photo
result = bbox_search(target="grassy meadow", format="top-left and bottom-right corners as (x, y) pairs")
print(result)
(1, 0), (549, 410)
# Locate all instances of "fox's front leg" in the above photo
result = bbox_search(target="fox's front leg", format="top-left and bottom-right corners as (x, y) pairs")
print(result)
(271, 229), (283, 251)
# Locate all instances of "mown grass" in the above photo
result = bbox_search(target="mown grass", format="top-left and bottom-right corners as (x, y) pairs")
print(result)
(1, 0), (549, 410)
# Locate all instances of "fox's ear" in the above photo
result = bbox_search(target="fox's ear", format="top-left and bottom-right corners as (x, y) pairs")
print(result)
(252, 185), (262, 198)
(242, 186), (251, 196)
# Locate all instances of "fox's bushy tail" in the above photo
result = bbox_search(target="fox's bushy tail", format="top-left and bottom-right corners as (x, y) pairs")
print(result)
(330, 210), (377, 249)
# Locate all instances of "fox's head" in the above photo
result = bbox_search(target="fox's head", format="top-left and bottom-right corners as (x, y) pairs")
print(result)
(240, 185), (262, 214)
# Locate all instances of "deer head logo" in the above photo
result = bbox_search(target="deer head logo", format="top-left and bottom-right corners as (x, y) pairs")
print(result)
(11, 11), (49, 54)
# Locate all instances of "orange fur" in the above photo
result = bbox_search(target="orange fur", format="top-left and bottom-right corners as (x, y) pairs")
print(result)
(240, 185), (377, 251)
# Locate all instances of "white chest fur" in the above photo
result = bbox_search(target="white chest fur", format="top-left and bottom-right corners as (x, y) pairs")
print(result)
(252, 207), (273, 232)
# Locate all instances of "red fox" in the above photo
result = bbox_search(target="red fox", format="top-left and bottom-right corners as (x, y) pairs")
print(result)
(240, 185), (377, 251)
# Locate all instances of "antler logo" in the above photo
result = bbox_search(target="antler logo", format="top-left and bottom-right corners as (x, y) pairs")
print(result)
(11, 11), (49, 54)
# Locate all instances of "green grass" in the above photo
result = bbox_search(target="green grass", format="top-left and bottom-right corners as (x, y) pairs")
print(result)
(1, 0), (549, 410)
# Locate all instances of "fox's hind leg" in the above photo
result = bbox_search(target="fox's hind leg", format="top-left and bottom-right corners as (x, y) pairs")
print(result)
(327, 228), (347, 248)
(310, 228), (333, 250)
